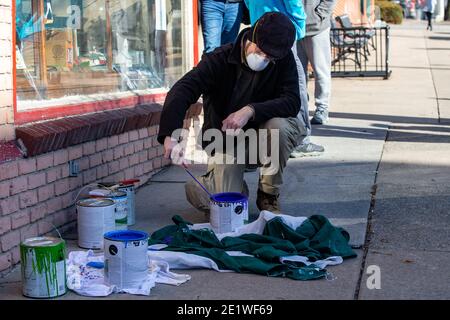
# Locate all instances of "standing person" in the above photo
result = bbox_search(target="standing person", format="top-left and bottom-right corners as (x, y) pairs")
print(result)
(159, 12), (304, 213)
(244, 0), (325, 157)
(200, 0), (244, 53)
(297, 0), (337, 126)
(424, 0), (437, 31)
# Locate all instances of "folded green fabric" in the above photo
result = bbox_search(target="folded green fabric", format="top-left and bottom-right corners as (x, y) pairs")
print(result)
(149, 215), (357, 280)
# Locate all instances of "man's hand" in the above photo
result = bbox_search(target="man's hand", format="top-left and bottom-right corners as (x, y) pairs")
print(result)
(221, 106), (255, 134)
(164, 136), (187, 166)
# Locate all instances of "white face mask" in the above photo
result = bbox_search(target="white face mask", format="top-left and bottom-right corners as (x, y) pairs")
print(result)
(246, 53), (270, 72)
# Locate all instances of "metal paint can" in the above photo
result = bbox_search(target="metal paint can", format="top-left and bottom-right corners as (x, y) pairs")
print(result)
(210, 192), (248, 234)
(76, 198), (116, 249)
(20, 237), (67, 299)
(117, 184), (136, 226)
(106, 191), (128, 230)
(104, 230), (149, 290)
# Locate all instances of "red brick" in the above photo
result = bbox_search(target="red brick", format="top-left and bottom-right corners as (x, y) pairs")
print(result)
(89, 153), (102, 167)
(118, 132), (129, 144)
(143, 161), (154, 173)
(78, 157), (90, 171)
(129, 130), (139, 141)
(18, 158), (37, 175)
(134, 140), (144, 152)
(9, 176), (27, 195)
(96, 165), (108, 179)
(148, 126), (158, 136)
(0, 216), (11, 235)
(69, 176), (83, 191)
(108, 161), (120, 174)
(0, 161), (18, 181)
(114, 146), (124, 160)
(62, 192), (76, 209)
(30, 203), (47, 222)
(134, 164), (144, 177)
(102, 150), (114, 163)
(144, 137), (153, 149)
(138, 151), (148, 163)
(0, 196), (19, 215)
(153, 158), (162, 169)
(38, 217), (54, 235)
(36, 153), (54, 170)
(82, 141), (96, 156)
(152, 136), (159, 147)
(46, 197), (63, 213)
(148, 147), (157, 160)
(124, 168), (135, 180)
(53, 210), (68, 228)
(20, 223), (38, 242)
(129, 154), (139, 166)
(124, 143), (134, 156)
(0, 180), (9, 198)
(108, 136), (119, 148)
(119, 158), (128, 170)
(46, 166), (62, 183)
(0, 252), (11, 272)
(54, 149), (69, 165)
(96, 138), (108, 152)
(68, 145), (83, 160)
(38, 184), (54, 202)
(11, 210), (30, 229)
(157, 145), (164, 157)
(138, 128), (148, 139)
(19, 190), (38, 208)
(1, 230), (20, 251)
(113, 172), (125, 182)
(82, 168), (97, 185)
(28, 172), (46, 189)
(61, 164), (70, 178)
(10, 246), (21, 265)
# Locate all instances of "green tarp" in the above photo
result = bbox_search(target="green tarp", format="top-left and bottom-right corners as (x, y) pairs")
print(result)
(149, 215), (357, 280)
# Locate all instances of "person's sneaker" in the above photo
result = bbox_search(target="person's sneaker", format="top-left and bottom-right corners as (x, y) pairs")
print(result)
(290, 142), (325, 158)
(256, 189), (281, 213)
(311, 109), (329, 125)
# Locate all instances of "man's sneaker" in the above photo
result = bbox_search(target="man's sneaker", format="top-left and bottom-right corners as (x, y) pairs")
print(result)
(256, 189), (281, 213)
(290, 142), (325, 158)
(311, 109), (329, 125)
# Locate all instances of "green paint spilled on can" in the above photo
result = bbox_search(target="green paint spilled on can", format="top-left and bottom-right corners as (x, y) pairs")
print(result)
(20, 237), (67, 299)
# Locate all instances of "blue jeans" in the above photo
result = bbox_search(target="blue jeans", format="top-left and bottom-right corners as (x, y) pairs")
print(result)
(200, 0), (243, 53)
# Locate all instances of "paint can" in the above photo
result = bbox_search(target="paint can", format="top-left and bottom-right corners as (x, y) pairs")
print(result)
(210, 192), (248, 234)
(106, 191), (128, 230)
(76, 198), (116, 249)
(20, 237), (67, 299)
(117, 184), (136, 226)
(104, 230), (149, 290)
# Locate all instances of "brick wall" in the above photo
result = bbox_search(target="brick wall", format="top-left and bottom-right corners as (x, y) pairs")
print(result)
(0, 0), (14, 141)
(0, 125), (171, 276)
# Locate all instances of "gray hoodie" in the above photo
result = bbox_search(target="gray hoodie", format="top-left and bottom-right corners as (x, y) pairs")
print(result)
(303, 0), (337, 36)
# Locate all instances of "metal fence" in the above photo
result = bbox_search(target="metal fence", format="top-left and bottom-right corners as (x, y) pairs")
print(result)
(330, 25), (391, 79)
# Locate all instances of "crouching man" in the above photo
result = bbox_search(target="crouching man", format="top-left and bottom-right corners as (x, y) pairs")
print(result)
(158, 12), (306, 214)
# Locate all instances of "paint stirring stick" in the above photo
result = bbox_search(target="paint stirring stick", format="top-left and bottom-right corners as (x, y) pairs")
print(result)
(182, 163), (213, 198)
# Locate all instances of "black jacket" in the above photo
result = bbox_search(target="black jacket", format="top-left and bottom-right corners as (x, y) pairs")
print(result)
(157, 28), (301, 145)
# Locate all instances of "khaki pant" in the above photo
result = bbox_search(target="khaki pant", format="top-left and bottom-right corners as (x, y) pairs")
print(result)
(185, 117), (305, 213)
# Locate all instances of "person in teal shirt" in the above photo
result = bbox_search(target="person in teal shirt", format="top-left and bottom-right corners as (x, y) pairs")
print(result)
(244, 0), (325, 157)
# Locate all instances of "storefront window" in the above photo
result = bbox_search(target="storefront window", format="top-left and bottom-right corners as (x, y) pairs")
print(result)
(15, 0), (191, 110)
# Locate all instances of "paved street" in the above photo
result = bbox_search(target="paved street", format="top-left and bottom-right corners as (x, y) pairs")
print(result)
(1, 19), (449, 300)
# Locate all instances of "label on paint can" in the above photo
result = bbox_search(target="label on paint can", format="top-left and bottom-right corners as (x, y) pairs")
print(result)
(118, 184), (136, 226)
(105, 191), (128, 230)
(20, 237), (66, 298)
(103, 231), (149, 290)
(210, 192), (248, 234)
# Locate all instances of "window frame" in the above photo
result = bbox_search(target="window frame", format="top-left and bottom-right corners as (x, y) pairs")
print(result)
(12, 0), (200, 125)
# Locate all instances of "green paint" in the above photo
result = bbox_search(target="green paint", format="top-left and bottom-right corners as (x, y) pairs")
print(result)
(20, 239), (66, 298)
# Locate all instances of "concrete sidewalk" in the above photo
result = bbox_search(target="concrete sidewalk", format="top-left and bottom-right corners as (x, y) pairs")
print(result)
(1, 20), (449, 300)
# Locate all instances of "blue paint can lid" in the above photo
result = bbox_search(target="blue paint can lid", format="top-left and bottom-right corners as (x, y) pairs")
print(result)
(104, 230), (149, 241)
(210, 192), (248, 203)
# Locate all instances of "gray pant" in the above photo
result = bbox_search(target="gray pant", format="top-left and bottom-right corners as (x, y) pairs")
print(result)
(292, 42), (311, 144)
(185, 117), (305, 213)
(297, 28), (332, 113)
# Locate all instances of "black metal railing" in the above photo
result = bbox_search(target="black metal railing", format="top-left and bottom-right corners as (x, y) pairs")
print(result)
(330, 25), (391, 79)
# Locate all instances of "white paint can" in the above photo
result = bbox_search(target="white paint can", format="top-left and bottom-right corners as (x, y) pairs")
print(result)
(76, 198), (116, 249)
(104, 230), (149, 290)
(117, 184), (136, 226)
(210, 192), (248, 234)
(106, 191), (128, 230)
(20, 237), (66, 298)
